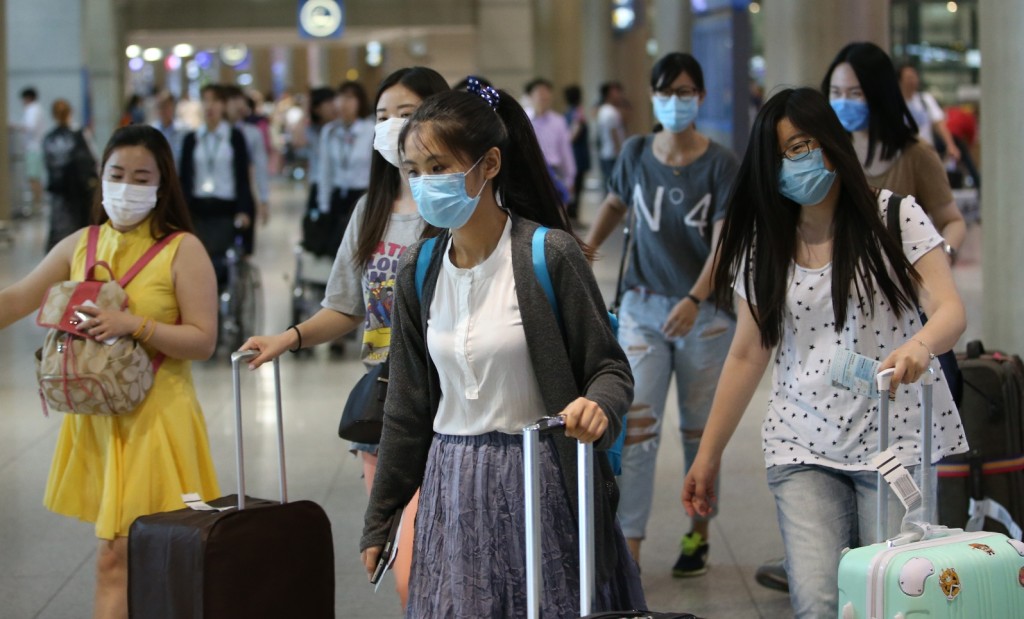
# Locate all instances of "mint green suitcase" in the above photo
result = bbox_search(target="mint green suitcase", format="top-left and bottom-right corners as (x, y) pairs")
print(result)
(837, 370), (1024, 618)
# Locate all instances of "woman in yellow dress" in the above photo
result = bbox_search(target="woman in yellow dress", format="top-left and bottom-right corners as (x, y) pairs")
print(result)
(0, 125), (220, 619)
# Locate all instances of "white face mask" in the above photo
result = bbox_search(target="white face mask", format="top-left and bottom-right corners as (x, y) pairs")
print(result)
(102, 181), (158, 228)
(373, 117), (408, 168)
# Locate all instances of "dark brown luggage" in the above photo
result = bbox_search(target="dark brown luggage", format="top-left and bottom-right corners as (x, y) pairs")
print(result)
(128, 351), (335, 618)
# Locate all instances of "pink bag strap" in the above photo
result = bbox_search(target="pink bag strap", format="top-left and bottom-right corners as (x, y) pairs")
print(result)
(83, 226), (116, 282)
(118, 231), (184, 288)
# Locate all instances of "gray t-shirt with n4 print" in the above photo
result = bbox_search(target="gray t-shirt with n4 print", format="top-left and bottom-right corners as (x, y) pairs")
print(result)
(608, 134), (738, 298)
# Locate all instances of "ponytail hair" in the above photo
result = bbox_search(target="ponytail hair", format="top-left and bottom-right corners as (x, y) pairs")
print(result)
(400, 85), (590, 256)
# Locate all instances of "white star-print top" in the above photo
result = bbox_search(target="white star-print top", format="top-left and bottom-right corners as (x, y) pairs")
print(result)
(735, 190), (968, 470)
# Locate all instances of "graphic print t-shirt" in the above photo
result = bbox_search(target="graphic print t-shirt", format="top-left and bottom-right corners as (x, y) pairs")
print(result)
(323, 196), (425, 365)
(608, 135), (738, 298)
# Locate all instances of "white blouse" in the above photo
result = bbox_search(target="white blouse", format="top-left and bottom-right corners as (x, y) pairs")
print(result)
(427, 217), (548, 436)
(735, 191), (967, 470)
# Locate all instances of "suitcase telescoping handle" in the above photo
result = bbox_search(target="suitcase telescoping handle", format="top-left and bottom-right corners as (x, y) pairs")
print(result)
(231, 350), (288, 511)
(523, 416), (596, 619)
(875, 367), (934, 541)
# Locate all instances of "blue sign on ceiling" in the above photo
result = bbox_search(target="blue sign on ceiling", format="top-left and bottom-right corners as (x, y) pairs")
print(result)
(298, 0), (345, 40)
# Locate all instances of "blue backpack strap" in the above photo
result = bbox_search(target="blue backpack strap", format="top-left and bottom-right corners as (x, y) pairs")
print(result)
(415, 237), (438, 302)
(531, 227), (565, 335)
(532, 226), (626, 474)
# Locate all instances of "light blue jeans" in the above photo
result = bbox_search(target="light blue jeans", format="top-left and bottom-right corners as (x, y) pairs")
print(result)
(767, 463), (928, 619)
(615, 288), (735, 539)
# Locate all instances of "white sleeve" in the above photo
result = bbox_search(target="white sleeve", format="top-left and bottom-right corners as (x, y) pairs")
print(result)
(895, 194), (944, 265)
(922, 93), (945, 124)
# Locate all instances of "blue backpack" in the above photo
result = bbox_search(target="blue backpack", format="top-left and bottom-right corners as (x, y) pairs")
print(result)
(415, 228), (627, 474)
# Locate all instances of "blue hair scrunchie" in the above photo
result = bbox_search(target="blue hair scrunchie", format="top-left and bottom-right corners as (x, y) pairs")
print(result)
(466, 76), (500, 110)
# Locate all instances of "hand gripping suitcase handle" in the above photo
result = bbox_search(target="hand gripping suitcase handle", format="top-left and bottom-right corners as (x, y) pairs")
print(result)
(523, 416), (596, 619)
(875, 367), (935, 541)
(231, 350), (288, 511)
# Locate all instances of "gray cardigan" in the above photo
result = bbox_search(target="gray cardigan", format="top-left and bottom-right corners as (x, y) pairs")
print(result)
(360, 215), (634, 582)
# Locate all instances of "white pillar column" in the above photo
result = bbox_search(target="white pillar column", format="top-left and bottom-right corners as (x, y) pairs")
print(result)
(762, 0), (889, 92)
(653, 0), (691, 56)
(979, 2), (1024, 350)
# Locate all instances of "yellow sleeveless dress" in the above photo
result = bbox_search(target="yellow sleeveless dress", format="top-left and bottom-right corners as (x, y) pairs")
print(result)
(43, 221), (221, 540)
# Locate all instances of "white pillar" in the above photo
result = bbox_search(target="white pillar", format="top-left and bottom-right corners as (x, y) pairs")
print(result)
(979, 3), (1024, 350)
(82, 0), (122, 146)
(762, 0), (889, 92)
(476, 0), (535, 94)
(0, 0), (9, 222)
(581, 0), (613, 109)
(653, 0), (691, 56)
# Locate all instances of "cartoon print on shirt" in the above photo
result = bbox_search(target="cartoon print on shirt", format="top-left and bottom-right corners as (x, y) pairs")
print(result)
(363, 240), (408, 362)
(631, 183), (712, 239)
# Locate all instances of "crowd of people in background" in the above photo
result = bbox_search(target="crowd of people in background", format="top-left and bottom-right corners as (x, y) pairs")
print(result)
(3, 39), (982, 618)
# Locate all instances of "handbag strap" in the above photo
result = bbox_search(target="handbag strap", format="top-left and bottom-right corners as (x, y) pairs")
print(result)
(84, 226), (116, 282)
(118, 232), (184, 288)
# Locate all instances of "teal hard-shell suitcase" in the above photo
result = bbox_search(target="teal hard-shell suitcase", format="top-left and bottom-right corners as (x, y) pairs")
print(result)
(837, 529), (1024, 618)
(837, 370), (1024, 618)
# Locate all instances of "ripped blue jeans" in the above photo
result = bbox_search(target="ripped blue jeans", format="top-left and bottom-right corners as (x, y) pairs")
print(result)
(615, 288), (735, 539)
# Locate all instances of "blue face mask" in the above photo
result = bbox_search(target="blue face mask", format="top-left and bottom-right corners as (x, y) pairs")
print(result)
(778, 148), (837, 206)
(830, 98), (870, 132)
(408, 156), (487, 229)
(652, 95), (699, 133)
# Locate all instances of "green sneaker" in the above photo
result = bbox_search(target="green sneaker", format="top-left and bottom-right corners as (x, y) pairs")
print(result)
(671, 531), (709, 577)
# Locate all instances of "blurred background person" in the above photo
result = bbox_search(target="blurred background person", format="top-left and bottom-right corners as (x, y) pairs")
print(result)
(304, 87), (338, 216)
(225, 85), (270, 227)
(564, 84), (591, 222)
(119, 94), (145, 127)
(314, 81), (373, 259)
(525, 77), (576, 205)
(152, 91), (186, 167)
(897, 63), (961, 162)
(42, 99), (97, 250)
(597, 80), (626, 185)
(18, 86), (48, 210)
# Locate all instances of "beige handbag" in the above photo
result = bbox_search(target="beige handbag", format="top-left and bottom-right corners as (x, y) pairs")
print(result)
(35, 226), (180, 416)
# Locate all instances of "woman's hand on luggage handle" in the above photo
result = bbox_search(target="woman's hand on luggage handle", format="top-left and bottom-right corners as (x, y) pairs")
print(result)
(878, 338), (933, 399)
(74, 304), (140, 341)
(559, 398), (608, 444)
(238, 331), (295, 369)
(361, 546), (382, 581)
(682, 453), (720, 518)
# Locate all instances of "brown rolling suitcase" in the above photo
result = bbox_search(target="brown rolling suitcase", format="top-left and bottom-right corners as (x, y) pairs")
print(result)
(128, 351), (335, 618)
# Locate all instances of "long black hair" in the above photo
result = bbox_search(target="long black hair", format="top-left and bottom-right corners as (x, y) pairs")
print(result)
(399, 84), (589, 255)
(822, 42), (918, 167)
(92, 125), (194, 238)
(353, 67), (449, 266)
(713, 88), (920, 349)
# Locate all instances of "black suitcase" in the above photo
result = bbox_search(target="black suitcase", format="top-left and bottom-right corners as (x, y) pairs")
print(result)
(128, 351), (335, 619)
(938, 340), (1024, 538)
(523, 417), (701, 619)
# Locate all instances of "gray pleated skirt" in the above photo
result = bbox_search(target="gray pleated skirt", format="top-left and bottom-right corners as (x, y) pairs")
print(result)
(406, 431), (646, 619)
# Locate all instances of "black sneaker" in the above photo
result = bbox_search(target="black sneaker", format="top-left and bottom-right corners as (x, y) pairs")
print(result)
(754, 557), (790, 592)
(671, 531), (709, 577)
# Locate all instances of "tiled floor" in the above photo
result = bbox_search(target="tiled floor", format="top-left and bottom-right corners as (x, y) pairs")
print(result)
(0, 179), (983, 618)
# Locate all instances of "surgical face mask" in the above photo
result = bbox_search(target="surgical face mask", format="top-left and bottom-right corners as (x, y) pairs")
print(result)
(778, 148), (837, 206)
(373, 117), (407, 168)
(408, 157), (487, 229)
(830, 98), (870, 132)
(652, 94), (699, 133)
(102, 181), (158, 227)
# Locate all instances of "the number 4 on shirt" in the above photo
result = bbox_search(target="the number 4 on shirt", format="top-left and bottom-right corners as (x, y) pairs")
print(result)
(684, 193), (712, 240)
